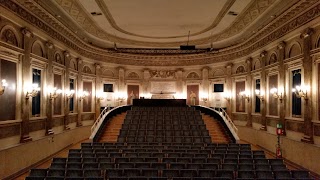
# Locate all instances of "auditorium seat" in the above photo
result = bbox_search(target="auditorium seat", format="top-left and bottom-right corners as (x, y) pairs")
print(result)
(25, 106), (314, 180)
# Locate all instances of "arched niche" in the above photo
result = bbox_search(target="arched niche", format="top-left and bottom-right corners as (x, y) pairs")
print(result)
(70, 59), (77, 71)
(212, 69), (225, 77)
(0, 25), (19, 47)
(187, 72), (200, 79)
(102, 69), (115, 77)
(268, 53), (278, 65)
(253, 59), (261, 70)
(236, 65), (245, 74)
(54, 51), (64, 65)
(83, 65), (92, 74)
(31, 40), (46, 58)
(127, 72), (140, 79)
(288, 42), (302, 58)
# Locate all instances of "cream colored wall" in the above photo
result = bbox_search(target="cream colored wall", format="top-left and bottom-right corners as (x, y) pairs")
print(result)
(0, 126), (91, 179)
(237, 125), (320, 175)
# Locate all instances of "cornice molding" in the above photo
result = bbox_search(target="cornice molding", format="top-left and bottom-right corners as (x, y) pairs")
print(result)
(0, 0), (319, 66)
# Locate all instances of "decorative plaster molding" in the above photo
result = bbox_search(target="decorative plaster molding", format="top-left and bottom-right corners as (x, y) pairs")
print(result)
(0, 0), (319, 66)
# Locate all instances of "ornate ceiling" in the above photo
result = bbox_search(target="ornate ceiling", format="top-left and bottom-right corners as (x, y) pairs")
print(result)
(1, 0), (320, 66)
(39, 0), (296, 49)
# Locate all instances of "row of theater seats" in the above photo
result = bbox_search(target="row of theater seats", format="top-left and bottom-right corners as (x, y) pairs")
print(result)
(27, 142), (313, 180)
(26, 106), (313, 179)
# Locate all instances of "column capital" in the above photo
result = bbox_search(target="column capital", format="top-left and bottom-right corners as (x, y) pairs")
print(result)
(277, 41), (286, 49)
(46, 41), (54, 49)
(300, 28), (313, 39)
(95, 63), (101, 69)
(64, 51), (70, 58)
(246, 57), (253, 64)
(260, 51), (267, 57)
(21, 28), (33, 38)
(226, 62), (233, 68)
(77, 58), (83, 65)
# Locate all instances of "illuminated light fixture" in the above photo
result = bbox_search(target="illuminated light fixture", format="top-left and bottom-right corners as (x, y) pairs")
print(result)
(200, 92), (208, 103)
(79, 91), (89, 100)
(116, 92), (126, 103)
(201, 97), (208, 103)
(270, 87), (283, 102)
(96, 92), (105, 101)
(26, 83), (40, 99)
(239, 91), (250, 102)
(223, 91), (231, 101)
(65, 90), (75, 99)
(0, 79), (8, 95)
(255, 89), (264, 101)
(49, 87), (62, 100)
(292, 85), (308, 100)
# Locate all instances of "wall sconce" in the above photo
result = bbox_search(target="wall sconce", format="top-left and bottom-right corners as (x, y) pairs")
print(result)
(96, 92), (105, 101)
(117, 97), (126, 103)
(49, 87), (62, 100)
(223, 91), (231, 101)
(0, 79), (8, 95)
(292, 85), (308, 100)
(116, 92), (127, 103)
(239, 91), (250, 102)
(65, 90), (75, 99)
(255, 89), (264, 101)
(79, 91), (89, 100)
(270, 87), (283, 102)
(26, 83), (40, 99)
(201, 97), (208, 103)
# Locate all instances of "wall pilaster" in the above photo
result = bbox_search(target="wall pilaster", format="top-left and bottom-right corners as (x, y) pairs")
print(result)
(246, 58), (253, 127)
(77, 58), (83, 126)
(226, 63), (233, 117)
(20, 28), (33, 143)
(260, 51), (267, 130)
(45, 41), (54, 135)
(278, 41), (287, 135)
(64, 51), (71, 130)
(300, 28), (314, 144)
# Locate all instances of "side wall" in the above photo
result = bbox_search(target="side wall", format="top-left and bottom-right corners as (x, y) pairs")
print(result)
(0, 126), (91, 179)
(238, 126), (320, 175)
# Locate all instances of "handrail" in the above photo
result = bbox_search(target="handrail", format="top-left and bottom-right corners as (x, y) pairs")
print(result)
(199, 106), (240, 142)
(90, 105), (110, 136)
(89, 105), (131, 140)
(216, 107), (238, 133)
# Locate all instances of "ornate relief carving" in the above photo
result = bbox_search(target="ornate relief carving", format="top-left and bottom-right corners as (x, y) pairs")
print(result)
(236, 66), (246, 74)
(149, 70), (175, 79)
(127, 72), (140, 79)
(187, 72), (200, 79)
(0, 29), (18, 47)
(253, 59), (261, 70)
(102, 69), (114, 77)
(0, 0), (319, 66)
(54, 53), (63, 64)
(46, 41), (54, 49)
(212, 69), (225, 77)
(21, 28), (33, 38)
(83, 66), (92, 74)
(70, 59), (77, 70)
(269, 53), (278, 65)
